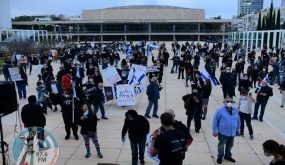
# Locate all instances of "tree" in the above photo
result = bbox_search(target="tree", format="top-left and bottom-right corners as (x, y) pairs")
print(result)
(13, 16), (34, 22)
(50, 14), (66, 21)
(213, 16), (221, 19)
(257, 12), (262, 30)
(276, 9), (281, 29)
(7, 40), (36, 55)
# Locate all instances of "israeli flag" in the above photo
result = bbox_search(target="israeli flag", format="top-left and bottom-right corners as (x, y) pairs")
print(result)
(72, 81), (78, 99)
(134, 86), (144, 95)
(127, 45), (132, 58)
(256, 74), (270, 89)
(200, 68), (220, 86)
(128, 67), (146, 85)
(121, 44), (127, 53)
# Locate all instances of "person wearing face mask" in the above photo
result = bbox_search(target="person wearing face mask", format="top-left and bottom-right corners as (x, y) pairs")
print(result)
(212, 97), (240, 164)
(182, 89), (203, 133)
(252, 80), (273, 122)
(237, 90), (255, 140)
(263, 140), (285, 165)
(121, 109), (150, 165)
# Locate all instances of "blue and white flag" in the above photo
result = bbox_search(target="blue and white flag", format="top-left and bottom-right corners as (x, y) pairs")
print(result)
(256, 74), (270, 89)
(134, 86), (144, 95)
(128, 64), (147, 85)
(126, 45), (132, 58)
(200, 68), (220, 86)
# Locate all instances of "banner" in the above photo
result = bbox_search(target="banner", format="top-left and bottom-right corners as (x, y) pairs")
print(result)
(101, 66), (122, 85)
(116, 84), (135, 106)
(8, 67), (22, 81)
(146, 134), (160, 163)
(32, 65), (43, 75)
(103, 86), (115, 102)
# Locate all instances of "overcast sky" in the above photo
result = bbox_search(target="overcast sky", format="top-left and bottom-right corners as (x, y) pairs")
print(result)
(10, 0), (281, 19)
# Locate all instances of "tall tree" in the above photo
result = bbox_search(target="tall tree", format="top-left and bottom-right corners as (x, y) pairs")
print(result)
(276, 9), (281, 29)
(269, 1), (274, 30)
(257, 12), (262, 30)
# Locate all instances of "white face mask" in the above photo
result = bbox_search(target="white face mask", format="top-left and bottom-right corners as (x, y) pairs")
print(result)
(226, 102), (232, 108)
(264, 152), (272, 157)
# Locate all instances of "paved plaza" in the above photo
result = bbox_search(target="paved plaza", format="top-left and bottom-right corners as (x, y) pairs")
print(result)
(1, 42), (285, 165)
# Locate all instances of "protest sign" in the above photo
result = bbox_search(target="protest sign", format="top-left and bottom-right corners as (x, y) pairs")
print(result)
(8, 67), (22, 81)
(103, 86), (115, 102)
(101, 66), (122, 85)
(32, 65), (43, 75)
(116, 84), (135, 106)
(146, 134), (160, 164)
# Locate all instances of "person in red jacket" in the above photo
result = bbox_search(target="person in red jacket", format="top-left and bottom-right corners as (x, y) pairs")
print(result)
(61, 72), (72, 91)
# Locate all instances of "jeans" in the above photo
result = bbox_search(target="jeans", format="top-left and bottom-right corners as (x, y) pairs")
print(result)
(145, 100), (158, 116)
(4, 74), (12, 81)
(94, 102), (106, 118)
(217, 133), (234, 158)
(130, 137), (146, 165)
(16, 82), (27, 99)
(171, 64), (178, 73)
(239, 112), (253, 135)
(253, 100), (268, 120)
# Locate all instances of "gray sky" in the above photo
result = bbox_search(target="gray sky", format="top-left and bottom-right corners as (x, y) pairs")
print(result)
(10, 0), (281, 19)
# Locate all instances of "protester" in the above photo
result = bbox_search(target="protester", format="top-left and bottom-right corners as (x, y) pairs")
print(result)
(201, 79), (212, 120)
(263, 140), (285, 165)
(252, 80), (273, 122)
(79, 103), (103, 158)
(145, 77), (161, 118)
(122, 109), (150, 165)
(15, 67), (28, 99)
(93, 83), (108, 119)
(150, 112), (188, 165)
(237, 90), (255, 140)
(212, 97), (240, 164)
(280, 79), (285, 108)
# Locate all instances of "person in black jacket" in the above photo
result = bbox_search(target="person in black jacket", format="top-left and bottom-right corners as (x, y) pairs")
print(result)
(21, 95), (46, 151)
(122, 109), (150, 165)
(238, 74), (252, 93)
(220, 67), (235, 98)
(61, 89), (81, 140)
(177, 57), (185, 79)
(280, 80), (285, 108)
(201, 80), (212, 120)
(182, 89), (203, 133)
(252, 80), (273, 122)
(93, 83), (108, 119)
(16, 67), (28, 99)
(80, 103), (103, 159)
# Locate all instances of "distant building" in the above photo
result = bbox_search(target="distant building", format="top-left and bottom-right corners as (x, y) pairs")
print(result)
(12, 5), (231, 42)
(238, 0), (264, 16)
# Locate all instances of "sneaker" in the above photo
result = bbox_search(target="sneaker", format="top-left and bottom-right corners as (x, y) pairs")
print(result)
(85, 152), (91, 158)
(74, 134), (79, 140)
(251, 117), (258, 120)
(259, 118), (263, 122)
(65, 134), (70, 140)
(224, 157), (236, 163)
(144, 114), (151, 118)
(195, 129), (200, 133)
(281, 105), (284, 108)
(202, 116), (206, 120)
(250, 135), (254, 140)
(217, 157), (223, 164)
(140, 159), (145, 164)
(97, 152), (103, 158)
(152, 115), (159, 118)
(102, 116), (108, 120)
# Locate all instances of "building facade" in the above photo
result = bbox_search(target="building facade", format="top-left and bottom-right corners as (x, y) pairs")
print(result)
(238, 0), (264, 16)
(12, 5), (231, 42)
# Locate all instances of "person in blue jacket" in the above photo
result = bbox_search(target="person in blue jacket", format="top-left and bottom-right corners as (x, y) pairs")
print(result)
(212, 97), (240, 164)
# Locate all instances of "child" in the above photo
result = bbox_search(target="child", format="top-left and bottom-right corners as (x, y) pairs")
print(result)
(80, 103), (103, 158)
(238, 90), (255, 140)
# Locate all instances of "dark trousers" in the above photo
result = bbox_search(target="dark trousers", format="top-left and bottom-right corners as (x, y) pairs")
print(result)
(94, 102), (106, 118)
(64, 120), (78, 136)
(187, 110), (201, 131)
(217, 133), (234, 158)
(130, 137), (146, 165)
(222, 86), (233, 98)
(178, 67), (184, 79)
(239, 112), (253, 135)
(16, 83), (27, 99)
(253, 100), (268, 120)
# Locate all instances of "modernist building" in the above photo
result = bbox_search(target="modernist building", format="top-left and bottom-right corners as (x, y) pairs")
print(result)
(238, 0), (264, 16)
(12, 5), (231, 42)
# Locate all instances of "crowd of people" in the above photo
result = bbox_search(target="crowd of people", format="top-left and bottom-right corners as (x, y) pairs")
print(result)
(2, 40), (285, 164)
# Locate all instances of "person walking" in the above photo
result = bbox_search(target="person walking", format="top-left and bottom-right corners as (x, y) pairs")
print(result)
(212, 97), (240, 164)
(79, 103), (103, 159)
(252, 80), (273, 122)
(121, 109), (150, 165)
(93, 83), (108, 119)
(201, 79), (212, 120)
(237, 90), (255, 140)
(145, 77), (161, 118)
(263, 140), (285, 165)
(15, 67), (28, 99)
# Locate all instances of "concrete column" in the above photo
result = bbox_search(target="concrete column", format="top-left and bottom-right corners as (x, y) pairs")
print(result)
(148, 23), (151, 41)
(261, 32), (264, 48)
(267, 31), (270, 48)
(77, 35), (80, 42)
(198, 23), (200, 33)
(273, 31), (277, 48)
(255, 31), (258, 49)
(243, 32), (246, 47)
(124, 35), (127, 42)
(250, 32), (253, 50)
(198, 35), (200, 41)
(33, 30), (36, 42)
(37, 31), (40, 42)
(279, 31), (282, 49)
(246, 32), (250, 48)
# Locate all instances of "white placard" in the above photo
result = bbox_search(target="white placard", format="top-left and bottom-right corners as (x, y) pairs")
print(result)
(32, 65), (43, 75)
(146, 134), (160, 163)
(116, 84), (135, 106)
(101, 66), (122, 85)
(8, 67), (22, 81)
